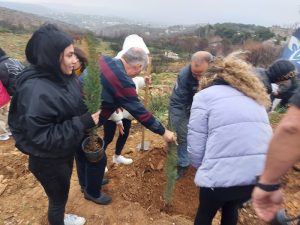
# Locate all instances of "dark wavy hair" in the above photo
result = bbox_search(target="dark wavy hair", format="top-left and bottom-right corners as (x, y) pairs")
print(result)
(25, 23), (73, 75)
(74, 47), (88, 72)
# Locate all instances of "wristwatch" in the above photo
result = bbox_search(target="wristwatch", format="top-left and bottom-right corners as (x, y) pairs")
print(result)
(255, 182), (281, 192)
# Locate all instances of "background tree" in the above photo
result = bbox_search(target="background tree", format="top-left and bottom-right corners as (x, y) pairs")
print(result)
(244, 41), (282, 67)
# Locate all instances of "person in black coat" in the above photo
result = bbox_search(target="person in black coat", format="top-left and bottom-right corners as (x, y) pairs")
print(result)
(0, 47), (24, 96)
(0, 48), (24, 141)
(255, 59), (298, 108)
(8, 24), (99, 225)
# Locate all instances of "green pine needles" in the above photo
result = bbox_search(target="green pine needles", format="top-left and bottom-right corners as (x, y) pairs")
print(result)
(84, 34), (101, 116)
(164, 115), (178, 204)
(83, 34), (101, 136)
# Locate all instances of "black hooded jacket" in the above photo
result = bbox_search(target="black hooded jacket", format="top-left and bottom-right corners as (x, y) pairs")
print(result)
(0, 55), (24, 95)
(8, 66), (95, 159)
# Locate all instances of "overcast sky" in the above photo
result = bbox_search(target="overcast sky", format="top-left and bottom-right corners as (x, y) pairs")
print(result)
(6, 0), (300, 26)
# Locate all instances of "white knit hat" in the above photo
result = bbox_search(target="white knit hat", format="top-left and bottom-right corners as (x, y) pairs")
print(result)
(115, 34), (150, 59)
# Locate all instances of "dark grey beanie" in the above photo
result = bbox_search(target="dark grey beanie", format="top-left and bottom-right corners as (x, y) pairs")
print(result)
(267, 59), (295, 83)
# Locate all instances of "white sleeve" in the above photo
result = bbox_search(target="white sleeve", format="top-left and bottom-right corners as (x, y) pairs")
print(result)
(132, 77), (145, 93)
(108, 111), (123, 123)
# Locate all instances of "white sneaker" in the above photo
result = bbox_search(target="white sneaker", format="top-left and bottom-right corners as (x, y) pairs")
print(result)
(64, 214), (86, 225)
(112, 155), (133, 165)
(6, 128), (12, 136)
(0, 134), (9, 141)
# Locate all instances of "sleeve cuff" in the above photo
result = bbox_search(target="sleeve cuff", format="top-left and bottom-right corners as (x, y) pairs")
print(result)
(116, 120), (123, 125)
(158, 126), (166, 136)
(80, 112), (96, 130)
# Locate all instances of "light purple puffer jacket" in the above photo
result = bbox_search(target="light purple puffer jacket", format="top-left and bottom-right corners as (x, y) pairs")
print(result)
(187, 85), (273, 188)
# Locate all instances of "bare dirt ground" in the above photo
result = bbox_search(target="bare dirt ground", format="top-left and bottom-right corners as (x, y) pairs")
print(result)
(0, 123), (299, 225)
(0, 37), (299, 225)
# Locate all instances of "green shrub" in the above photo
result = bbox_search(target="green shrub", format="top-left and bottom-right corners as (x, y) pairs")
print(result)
(148, 94), (169, 124)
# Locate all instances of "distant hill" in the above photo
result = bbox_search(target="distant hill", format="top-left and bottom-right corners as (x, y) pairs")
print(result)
(0, 4), (192, 38)
(0, 1), (52, 15)
(0, 1), (149, 34)
(0, 1), (287, 46)
(0, 6), (87, 34)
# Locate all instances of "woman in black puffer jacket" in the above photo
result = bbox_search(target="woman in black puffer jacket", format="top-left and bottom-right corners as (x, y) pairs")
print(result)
(8, 24), (99, 225)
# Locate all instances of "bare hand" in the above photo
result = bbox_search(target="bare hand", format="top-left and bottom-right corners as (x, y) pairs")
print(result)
(91, 111), (100, 125)
(145, 74), (152, 86)
(117, 122), (125, 135)
(162, 129), (177, 143)
(252, 187), (283, 222)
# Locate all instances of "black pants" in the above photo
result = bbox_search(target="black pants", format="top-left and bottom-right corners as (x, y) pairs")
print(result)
(103, 119), (132, 155)
(28, 156), (73, 225)
(194, 185), (254, 225)
(75, 149), (107, 198)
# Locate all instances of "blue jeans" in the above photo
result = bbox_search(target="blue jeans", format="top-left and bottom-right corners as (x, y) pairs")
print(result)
(75, 149), (107, 198)
(170, 112), (190, 167)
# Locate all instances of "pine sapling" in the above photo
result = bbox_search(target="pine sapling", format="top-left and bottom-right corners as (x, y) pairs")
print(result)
(83, 34), (102, 150)
(164, 114), (177, 204)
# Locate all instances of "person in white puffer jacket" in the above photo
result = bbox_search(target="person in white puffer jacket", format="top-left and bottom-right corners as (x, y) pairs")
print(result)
(104, 34), (151, 165)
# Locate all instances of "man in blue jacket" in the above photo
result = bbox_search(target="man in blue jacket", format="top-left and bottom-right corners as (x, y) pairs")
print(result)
(169, 51), (213, 179)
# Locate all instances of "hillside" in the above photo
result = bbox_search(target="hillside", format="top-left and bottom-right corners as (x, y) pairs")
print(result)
(0, 6), (86, 34)
(0, 26), (299, 225)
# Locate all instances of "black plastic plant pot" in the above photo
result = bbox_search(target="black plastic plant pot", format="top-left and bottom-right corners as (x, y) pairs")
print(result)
(82, 136), (105, 163)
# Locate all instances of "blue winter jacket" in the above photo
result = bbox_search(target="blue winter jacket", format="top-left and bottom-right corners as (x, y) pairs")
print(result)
(169, 65), (199, 122)
(187, 84), (272, 188)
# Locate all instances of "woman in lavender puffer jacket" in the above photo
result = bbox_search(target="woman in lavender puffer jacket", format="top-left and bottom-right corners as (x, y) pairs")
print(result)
(187, 53), (273, 225)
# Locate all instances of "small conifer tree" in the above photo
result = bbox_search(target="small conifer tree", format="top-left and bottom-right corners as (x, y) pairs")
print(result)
(83, 34), (102, 147)
(164, 115), (178, 204)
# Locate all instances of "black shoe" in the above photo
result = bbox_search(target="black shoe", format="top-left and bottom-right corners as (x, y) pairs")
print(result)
(83, 190), (112, 205)
(176, 166), (189, 180)
(80, 177), (109, 193)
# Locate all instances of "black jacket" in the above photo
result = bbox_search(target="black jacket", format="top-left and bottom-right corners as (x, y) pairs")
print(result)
(290, 87), (300, 108)
(8, 66), (95, 159)
(256, 67), (272, 94)
(256, 67), (299, 100)
(0, 55), (24, 95)
(169, 65), (199, 122)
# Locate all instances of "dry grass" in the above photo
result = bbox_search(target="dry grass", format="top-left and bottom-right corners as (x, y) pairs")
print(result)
(0, 32), (31, 63)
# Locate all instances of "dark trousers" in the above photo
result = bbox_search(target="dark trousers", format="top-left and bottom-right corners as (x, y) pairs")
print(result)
(75, 149), (107, 198)
(194, 185), (254, 225)
(28, 156), (73, 225)
(103, 119), (131, 155)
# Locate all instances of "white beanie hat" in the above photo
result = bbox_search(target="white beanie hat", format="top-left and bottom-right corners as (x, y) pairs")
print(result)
(116, 34), (150, 59)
